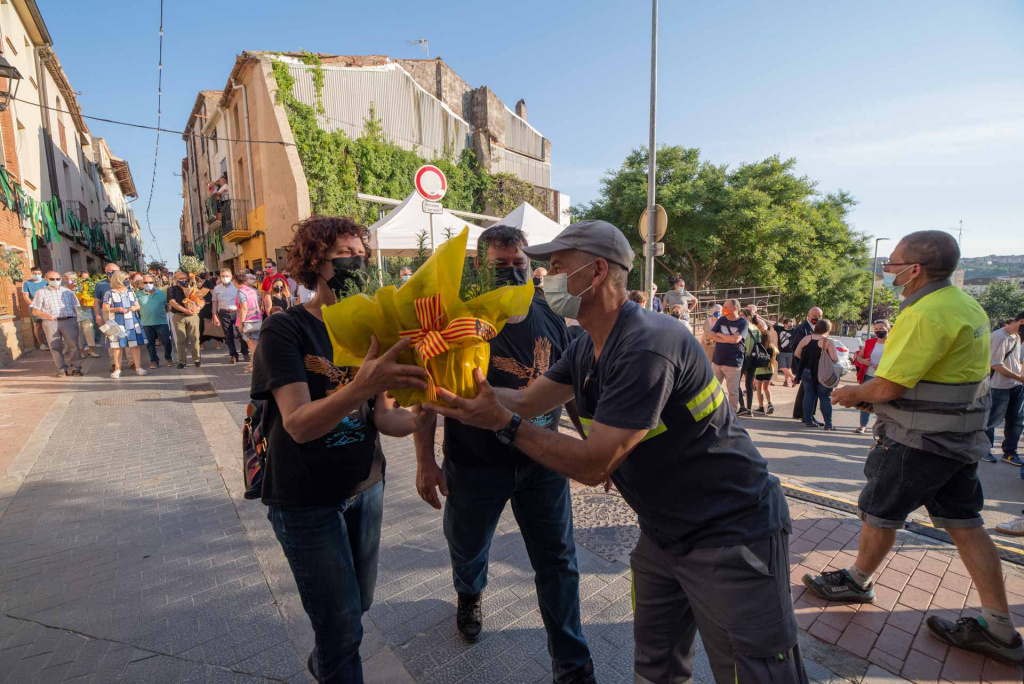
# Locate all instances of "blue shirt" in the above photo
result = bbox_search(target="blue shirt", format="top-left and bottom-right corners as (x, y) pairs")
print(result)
(22, 278), (47, 301)
(136, 288), (168, 327)
(93, 280), (112, 314)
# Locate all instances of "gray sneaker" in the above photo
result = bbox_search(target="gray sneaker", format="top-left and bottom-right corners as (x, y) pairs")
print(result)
(926, 615), (1024, 665)
(802, 569), (875, 603)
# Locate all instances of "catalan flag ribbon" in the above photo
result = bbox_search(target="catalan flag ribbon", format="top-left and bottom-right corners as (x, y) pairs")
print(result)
(399, 294), (497, 361)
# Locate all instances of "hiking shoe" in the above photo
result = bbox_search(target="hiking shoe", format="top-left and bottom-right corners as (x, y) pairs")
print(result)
(802, 569), (875, 603)
(1002, 454), (1024, 467)
(996, 516), (1024, 537)
(456, 592), (483, 643)
(554, 659), (597, 684)
(982, 452), (999, 463)
(766, 404), (775, 415)
(737, 408), (752, 417)
(149, 362), (158, 369)
(166, 360), (175, 367)
(925, 615), (1024, 665)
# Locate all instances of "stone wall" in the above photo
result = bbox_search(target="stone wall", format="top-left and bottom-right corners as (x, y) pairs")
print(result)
(395, 59), (475, 123)
(1, 87), (32, 367)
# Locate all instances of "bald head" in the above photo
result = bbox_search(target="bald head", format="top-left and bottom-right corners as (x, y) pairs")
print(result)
(808, 307), (823, 319)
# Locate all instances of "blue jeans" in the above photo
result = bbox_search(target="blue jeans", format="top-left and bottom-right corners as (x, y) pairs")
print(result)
(801, 369), (834, 426)
(268, 481), (384, 684)
(143, 324), (173, 363)
(442, 458), (591, 678)
(986, 385), (1024, 456)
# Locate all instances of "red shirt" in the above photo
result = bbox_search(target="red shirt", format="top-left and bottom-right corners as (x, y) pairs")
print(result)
(260, 273), (289, 293)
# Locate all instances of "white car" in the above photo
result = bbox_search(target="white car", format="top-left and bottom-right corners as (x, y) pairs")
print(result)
(833, 342), (855, 373)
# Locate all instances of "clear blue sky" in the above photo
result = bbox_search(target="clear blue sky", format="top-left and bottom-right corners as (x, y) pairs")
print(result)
(41, 0), (1023, 263)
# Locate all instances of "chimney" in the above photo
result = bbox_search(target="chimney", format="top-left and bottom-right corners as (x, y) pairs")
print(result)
(515, 99), (527, 121)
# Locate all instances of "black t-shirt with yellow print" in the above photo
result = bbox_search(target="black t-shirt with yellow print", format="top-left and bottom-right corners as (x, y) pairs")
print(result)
(545, 300), (788, 555)
(251, 305), (383, 507)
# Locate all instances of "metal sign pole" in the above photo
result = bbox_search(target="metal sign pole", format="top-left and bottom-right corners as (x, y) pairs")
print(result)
(429, 213), (435, 252)
(644, 0), (659, 310)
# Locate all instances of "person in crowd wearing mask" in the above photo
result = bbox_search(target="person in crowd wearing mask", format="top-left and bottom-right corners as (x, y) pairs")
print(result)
(794, 319), (839, 430)
(532, 266), (547, 288)
(771, 318), (798, 387)
(234, 270), (262, 372)
(198, 271), (222, 351)
(701, 303), (722, 362)
(21, 266), (50, 351)
(30, 271), (83, 377)
(412, 225), (595, 683)
(853, 320), (891, 434)
(93, 264), (120, 370)
(984, 311), (1024, 465)
(169, 270), (202, 368)
(808, 231), (1024, 666)
(668, 304), (687, 322)
(66, 272), (99, 359)
(103, 271), (147, 378)
(398, 266), (413, 287)
(211, 268), (246, 365)
(791, 307), (823, 420)
(260, 259), (288, 294)
(649, 283), (663, 313)
(423, 220), (806, 684)
(755, 326), (779, 415)
(252, 215), (435, 684)
(707, 299), (749, 411)
(131, 273), (145, 292)
(137, 274), (173, 369)
(663, 277), (698, 328)
(737, 308), (768, 417)
(264, 277), (292, 315)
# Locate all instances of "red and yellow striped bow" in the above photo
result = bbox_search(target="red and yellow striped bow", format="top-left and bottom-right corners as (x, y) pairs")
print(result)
(399, 294), (497, 362)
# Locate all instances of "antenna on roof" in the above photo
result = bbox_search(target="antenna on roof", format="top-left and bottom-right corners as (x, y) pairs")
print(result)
(407, 38), (430, 58)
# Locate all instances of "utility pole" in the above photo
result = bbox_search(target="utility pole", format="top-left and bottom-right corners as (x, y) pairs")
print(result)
(867, 237), (890, 336)
(643, 0), (658, 309)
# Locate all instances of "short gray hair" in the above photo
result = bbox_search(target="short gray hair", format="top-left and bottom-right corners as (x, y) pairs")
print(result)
(899, 230), (960, 280)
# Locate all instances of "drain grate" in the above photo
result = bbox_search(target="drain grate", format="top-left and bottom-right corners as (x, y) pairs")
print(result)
(95, 392), (162, 406)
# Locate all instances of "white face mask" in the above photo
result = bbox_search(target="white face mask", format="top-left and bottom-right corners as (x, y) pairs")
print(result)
(542, 262), (595, 319)
(222, 276), (232, 284)
(144, 284), (155, 292)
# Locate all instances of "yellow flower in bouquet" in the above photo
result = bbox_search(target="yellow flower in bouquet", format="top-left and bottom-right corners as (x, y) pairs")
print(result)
(322, 227), (534, 406)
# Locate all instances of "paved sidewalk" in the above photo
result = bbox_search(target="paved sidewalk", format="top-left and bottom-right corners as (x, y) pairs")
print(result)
(0, 347), (1022, 683)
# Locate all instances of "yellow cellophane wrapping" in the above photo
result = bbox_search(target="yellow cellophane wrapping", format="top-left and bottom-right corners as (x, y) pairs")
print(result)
(321, 227), (534, 406)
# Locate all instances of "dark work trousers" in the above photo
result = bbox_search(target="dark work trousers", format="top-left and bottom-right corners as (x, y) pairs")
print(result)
(793, 383), (805, 420)
(218, 310), (241, 359)
(738, 357), (757, 411)
(143, 324), (173, 363)
(631, 529), (808, 684)
(442, 457), (591, 679)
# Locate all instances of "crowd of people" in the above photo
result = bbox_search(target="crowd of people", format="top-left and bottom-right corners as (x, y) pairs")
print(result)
(15, 218), (1024, 683)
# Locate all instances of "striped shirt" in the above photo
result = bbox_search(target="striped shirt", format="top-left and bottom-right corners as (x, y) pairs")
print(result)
(31, 287), (79, 319)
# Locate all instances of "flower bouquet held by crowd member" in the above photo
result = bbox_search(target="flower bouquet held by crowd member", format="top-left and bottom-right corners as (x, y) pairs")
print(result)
(66, 272), (100, 359)
(805, 230), (1023, 666)
(793, 319), (839, 430)
(234, 270), (261, 371)
(103, 271), (148, 378)
(30, 272), (83, 377)
(412, 225), (596, 684)
(853, 320), (890, 434)
(137, 274), (174, 369)
(984, 311), (1024, 465)
(169, 269), (203, 368)
(424, 220), (807, 684)
(251, 216), (437, 684)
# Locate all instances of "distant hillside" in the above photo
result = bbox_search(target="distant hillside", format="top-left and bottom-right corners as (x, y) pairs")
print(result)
(960, 255), (1024, 279)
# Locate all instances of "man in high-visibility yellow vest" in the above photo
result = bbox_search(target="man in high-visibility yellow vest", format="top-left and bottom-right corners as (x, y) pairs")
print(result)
(804, 230), (1023, 666)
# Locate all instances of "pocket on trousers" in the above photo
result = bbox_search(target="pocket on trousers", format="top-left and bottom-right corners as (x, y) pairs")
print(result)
(730, 613), (799, 661)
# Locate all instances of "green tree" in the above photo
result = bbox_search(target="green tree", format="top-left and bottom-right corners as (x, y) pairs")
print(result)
(975, 281), (1024, 329)
(576, 146), (870, 319)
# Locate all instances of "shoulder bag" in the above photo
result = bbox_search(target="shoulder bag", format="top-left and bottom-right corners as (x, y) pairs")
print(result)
(817, 339), (847, 388)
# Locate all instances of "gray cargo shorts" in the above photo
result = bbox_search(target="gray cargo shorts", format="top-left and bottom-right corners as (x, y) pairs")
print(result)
(631, 529), (808, 684)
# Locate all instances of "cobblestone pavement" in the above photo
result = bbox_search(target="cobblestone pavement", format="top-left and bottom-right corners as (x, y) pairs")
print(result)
(1, 346), (1023, 683)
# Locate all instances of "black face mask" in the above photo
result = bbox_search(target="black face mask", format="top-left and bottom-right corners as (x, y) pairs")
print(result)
(875, 330), (887, 339)
(532, 276), (542, 287)
(670, 312), (681, 320)
(325, 256), (366, 294)
(494, 267), (528, 287)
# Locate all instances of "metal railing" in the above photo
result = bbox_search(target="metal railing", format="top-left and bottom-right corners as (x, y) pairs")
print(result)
(207, 198), (249, 238)
(181, 240), (195, 256)
(659, 285), (783, 337)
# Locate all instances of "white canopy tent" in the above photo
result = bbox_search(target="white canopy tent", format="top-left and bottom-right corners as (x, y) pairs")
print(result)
(368, 192), (483, 257)
(493, 202), (566, 245)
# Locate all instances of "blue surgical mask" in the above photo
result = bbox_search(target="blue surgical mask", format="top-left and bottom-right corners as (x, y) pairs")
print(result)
(31, 274), (42, 282)
(144, 284), (155, 292)
(542, 262), (595, 319)
(401, 274), (411, 283)
(882, 264), (915, 298)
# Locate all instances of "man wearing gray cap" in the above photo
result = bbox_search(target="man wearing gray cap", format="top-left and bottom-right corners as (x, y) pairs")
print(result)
(425, 220), (806, 683)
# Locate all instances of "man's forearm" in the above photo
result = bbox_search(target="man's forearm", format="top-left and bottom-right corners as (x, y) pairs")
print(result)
(512, 420), (604, 485)
(992, 365), (1024, 383)
(847, 376), (907, 404)
(412, 424), (438, 465)
(493, 387), (531, 418)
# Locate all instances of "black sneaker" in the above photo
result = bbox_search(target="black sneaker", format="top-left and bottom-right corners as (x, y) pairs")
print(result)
(737, 408), (752, 417)
(802, 569), (875, 603)
(177, 363), (186, 369)
(755, 407), (766, 414)
(925, 615), (1024, 665)
(554, 659), (597, 684)
(194, 361), (202, 368)
(456, 592), (483, 643)
(766, 404), (775, 415)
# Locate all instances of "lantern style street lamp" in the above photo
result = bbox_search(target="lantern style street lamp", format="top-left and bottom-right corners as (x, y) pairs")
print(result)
(0, 55), (22, 112)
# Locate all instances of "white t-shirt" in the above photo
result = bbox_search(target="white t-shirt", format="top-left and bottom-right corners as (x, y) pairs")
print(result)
(990, 328), (1022, 390)
(296, 284), (316, 304)
(866, 340), (886, 377)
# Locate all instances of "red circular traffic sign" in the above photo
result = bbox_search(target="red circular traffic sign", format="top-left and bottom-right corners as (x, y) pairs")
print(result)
(415, 165), (447, 201)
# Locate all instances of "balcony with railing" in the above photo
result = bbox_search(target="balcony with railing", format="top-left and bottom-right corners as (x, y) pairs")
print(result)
(207, 198), (250, 243)
(181, 240), (196, 257)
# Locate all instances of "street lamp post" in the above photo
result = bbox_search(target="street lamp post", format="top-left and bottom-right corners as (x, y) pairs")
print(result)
(643, 0), (658, 310)
(867, 237), (890, 337)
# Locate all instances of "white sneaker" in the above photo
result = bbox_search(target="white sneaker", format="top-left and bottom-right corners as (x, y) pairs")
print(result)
(110, 370), (121, 379)
(995, 516), (1024, 537)
(135, 368), (148, 376)
(855, 426), (867, 434)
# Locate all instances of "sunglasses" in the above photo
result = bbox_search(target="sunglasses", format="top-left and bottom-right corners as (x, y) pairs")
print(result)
(47, 278), (61, 282)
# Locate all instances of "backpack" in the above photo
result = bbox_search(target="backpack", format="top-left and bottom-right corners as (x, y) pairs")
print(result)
(746, 328), (771, 367)
(242, 399), (268, 500)
(817, 339), (847, 388)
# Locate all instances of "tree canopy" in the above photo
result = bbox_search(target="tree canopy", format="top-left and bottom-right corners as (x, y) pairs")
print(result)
(574, 146), (872, 320)
(975, 281), (1024, 330)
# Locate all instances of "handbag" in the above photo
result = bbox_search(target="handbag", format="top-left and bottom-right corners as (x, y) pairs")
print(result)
(242, 319), (262, 335)
(242, 400), (268, 500)
(817, 339), (846, 388)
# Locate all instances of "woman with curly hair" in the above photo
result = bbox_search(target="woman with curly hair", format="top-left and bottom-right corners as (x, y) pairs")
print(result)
(251, 215), (434, 683)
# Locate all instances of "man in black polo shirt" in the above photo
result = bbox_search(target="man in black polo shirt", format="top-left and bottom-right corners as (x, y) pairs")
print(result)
(426, 220), (807, 684)
(413, 225), (595, 684)
(791, 307), (822, 421)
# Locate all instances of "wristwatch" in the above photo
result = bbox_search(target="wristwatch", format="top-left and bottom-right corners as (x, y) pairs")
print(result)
(495, 413), (522, 446)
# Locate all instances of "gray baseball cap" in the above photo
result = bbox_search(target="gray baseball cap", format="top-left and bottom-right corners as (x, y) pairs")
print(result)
(522, 220), (636, 272)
